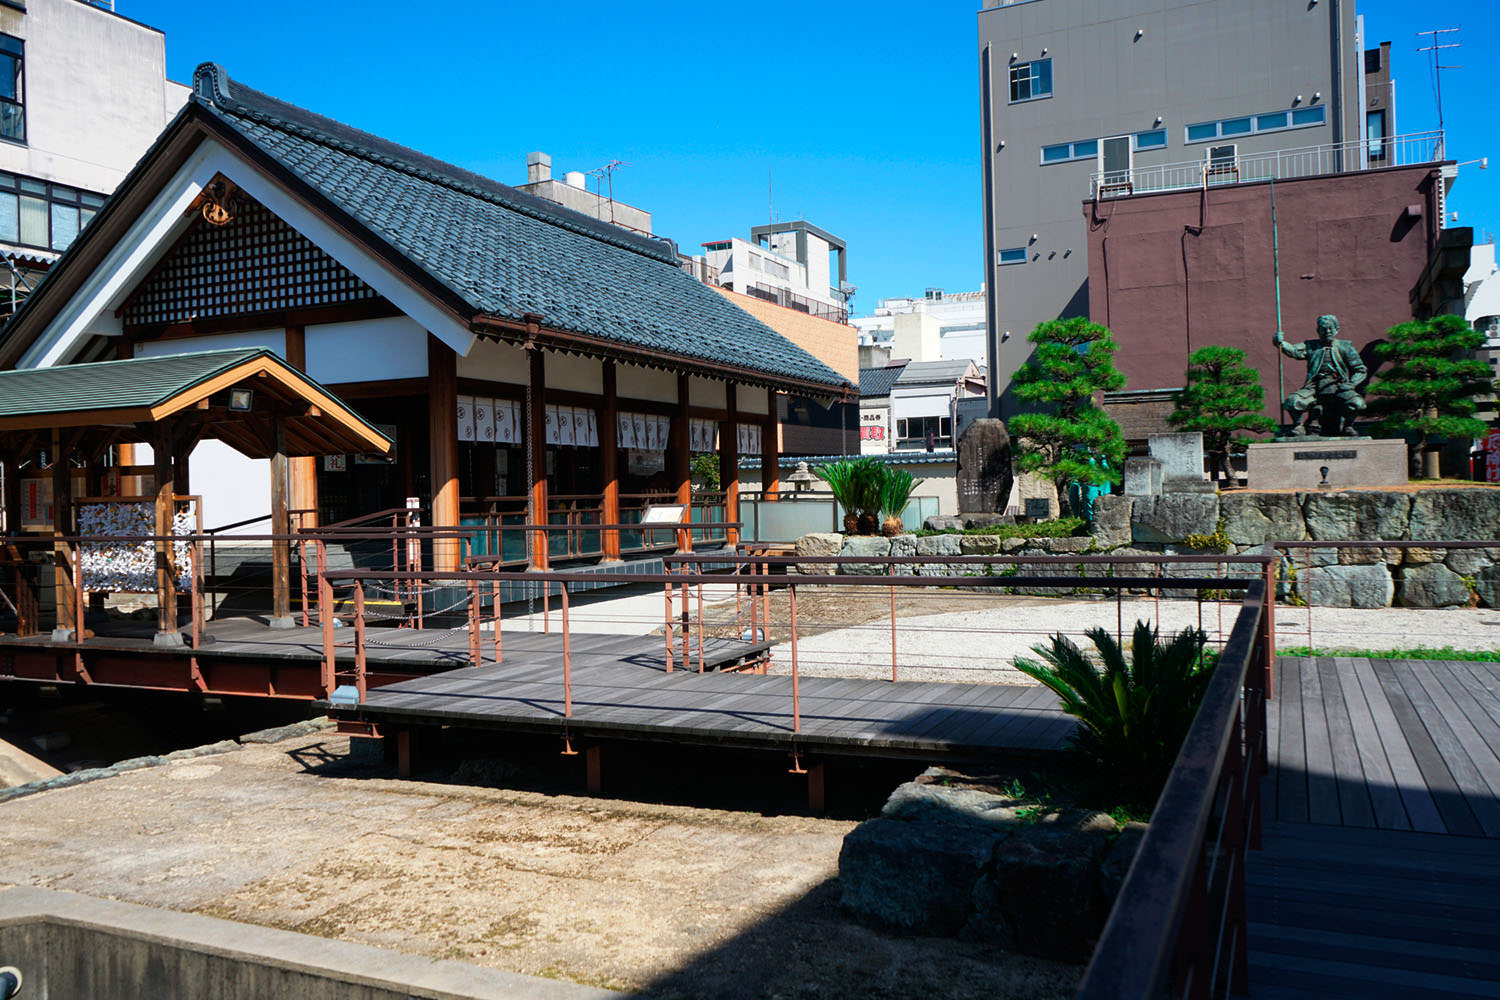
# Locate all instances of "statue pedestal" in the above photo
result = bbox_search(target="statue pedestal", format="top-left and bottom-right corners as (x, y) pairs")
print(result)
(1246, 438), (1408, 490)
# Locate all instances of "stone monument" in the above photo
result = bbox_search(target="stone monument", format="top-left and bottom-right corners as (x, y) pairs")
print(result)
(1247, 314), (1407, 488)
(955, 418), (1013, 514)
(1148, 432), (1213, 493)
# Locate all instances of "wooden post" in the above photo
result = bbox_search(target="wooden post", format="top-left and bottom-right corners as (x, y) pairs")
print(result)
(269, 416), (293, 629)
(0, 449), (17, 538)
(428, 335), (460, 572)
(50, 428), (75, 640)
(762, 387), (780, 501)
(601, 361), (621, 562)
(673, 372), (692, 552)
(152, 423), (180, 646)
(527, 346), (549, 570)
(285, 324), (318, 528)
(721, 385), (739, 545)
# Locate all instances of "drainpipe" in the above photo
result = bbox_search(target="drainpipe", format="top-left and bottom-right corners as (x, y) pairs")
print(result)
(1330, 0), (1345, 165)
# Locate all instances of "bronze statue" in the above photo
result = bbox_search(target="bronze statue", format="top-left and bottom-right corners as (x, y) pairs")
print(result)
(1273, 314), (1367, 437)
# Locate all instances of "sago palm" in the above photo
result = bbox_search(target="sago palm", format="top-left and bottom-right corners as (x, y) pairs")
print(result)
(1015, 621), (1210, 803)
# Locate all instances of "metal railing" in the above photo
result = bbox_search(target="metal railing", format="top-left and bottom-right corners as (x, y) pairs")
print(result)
(744, 282), (850, 324)
(1089, 129), (1446, 199)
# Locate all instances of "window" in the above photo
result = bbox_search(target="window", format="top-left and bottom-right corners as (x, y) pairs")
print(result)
(1185, 104), (1328, 144)
(0, 34), (21, 144)
(1008, 58), (1052, 102)
(702, 240), (731, 252)
(1039, 138), (1097, 165)
(1367, 110), (1386, 159)
(0, 172), (106, 251)
(896, 415), (952, 449)
(998, 247), (1026, 265)
(1134, 129), (1167, 150)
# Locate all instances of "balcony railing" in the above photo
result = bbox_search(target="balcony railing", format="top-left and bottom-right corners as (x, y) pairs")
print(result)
(1089, 130), (1446, 199)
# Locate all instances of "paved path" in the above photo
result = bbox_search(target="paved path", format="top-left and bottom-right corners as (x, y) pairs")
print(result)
(1250, 657), (1500, 997)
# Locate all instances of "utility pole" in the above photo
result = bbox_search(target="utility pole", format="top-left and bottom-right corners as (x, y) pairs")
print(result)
(1417, 27), (1461, 153)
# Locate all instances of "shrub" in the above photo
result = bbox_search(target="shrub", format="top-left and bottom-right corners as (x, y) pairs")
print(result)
(1015, 621), (1211, 804)
(814, 458), (884, 534)
(878, 467), (924, 536)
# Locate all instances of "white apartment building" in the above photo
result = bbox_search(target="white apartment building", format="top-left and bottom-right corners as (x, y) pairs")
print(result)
(696, 219), (851, 323)
(0, 0), (188, 309)
(853, 287), (988, 365)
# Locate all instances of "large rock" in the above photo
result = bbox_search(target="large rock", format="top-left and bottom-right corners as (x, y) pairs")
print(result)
(794, 532), (842, 576)
(1091, 494), (1134, 548)
(966, 827), (1109, 961)
(1475, 564), (1500, 609)
(962, 512), (1015, 530)
(959, 535), (1002, 556)
(1131, 494), (1219, 544)
(1220, 493), (1307, 545)
(1036, 535), (1093, 554)
(956, 418), (1014, 515)
(1302, 490), (1410, 541)
(889, 533), (918, 561)
(839, 817), (994, 935)
(923, 515), (963, 533)
(915, 532), (966, 577)
(1098, 822), (1148, 904)
(1446, 547), (1499, 576)
(1302, 564), (1394, 608)
(881, 781), (1020, 832)
(1410, 488), (1500, 541)
(1398, 563), (1472, 608)
(839, 534), (891, 574)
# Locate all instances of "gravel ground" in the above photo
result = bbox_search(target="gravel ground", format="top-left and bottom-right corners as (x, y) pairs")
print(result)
(753, 596), (1500, 685)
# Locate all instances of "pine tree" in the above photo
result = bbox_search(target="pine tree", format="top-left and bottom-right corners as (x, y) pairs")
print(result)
(1367, 315), (1494, 478)
(1168, 346), (1277, 480)
(1009, 317), (1127, 517)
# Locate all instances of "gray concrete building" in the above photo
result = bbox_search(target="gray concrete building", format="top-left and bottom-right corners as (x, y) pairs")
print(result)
(978, 0), (1371, 416)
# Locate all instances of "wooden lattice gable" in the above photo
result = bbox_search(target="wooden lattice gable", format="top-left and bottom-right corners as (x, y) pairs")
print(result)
(119, 193), (379, 329)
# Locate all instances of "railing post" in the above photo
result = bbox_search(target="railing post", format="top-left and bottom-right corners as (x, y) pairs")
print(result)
(468, 578), (481, 668)
(664, 575), (674, 673)
(695, 569), (705, 673)
(492, 576), (503, 664)
(890, 580), (898, 683)
(318, 541), (334, 699)
(789, 581), (800, 734)
(561, 582), (572, 718)
(71, 545), (87, 681)
(353, 579), (367, 702)
(299, 539), (310, 628)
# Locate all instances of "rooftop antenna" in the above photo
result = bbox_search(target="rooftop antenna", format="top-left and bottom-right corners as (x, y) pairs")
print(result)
(1416, 27), (1461, 151)
(587, 159), (630, 226)
(768, 166), (773, 227)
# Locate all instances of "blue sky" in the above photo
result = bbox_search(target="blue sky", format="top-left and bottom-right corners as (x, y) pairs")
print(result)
(139, 1), (1496, 316)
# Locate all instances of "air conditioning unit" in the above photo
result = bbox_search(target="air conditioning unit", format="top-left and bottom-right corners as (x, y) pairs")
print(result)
(1205, 144), (1239, 182)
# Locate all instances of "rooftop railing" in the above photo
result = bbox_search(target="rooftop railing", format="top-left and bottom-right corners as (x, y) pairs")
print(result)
(1089, 130), (1446, 199)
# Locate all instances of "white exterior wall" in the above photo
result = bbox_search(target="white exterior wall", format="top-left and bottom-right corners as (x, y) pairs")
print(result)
(306, 316), (428, 385)
(858, 402), (891, 455)
(0, 0), (187, 196)
(704, 236), (844, 312)
(854, 291), (988, 366)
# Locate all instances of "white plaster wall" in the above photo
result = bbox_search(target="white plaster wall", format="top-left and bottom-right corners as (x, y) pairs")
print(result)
(689, 376), (726, 410)
(306, 316), (428, 385)
(742, 460), (958, 513)
(545, 351), (602, 394)
(738, 386), (772, 416)
(458, 338), (526, 385)
(0, 0), (188, 195)
(616, 362), (675, 403)
(133, 329), (285, 361)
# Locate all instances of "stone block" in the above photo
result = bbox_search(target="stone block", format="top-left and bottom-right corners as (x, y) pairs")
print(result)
(1131, 494), (1219, 544)
(923, 515), (963, 533)
(1091, 494), (1133, 548)
(1302, 564), (1393, 608)
(959, 535), (1002, 556)
(889, 533), (918, 560)
(1220, 492), (1307, 545)
(1475, 564), (1500, 609)
(1036, 535), (1093, 554)
(956, 418), (1014, 515)
(794, 531), (842, 576)
(1447, 547), (1500, 577)
(1149, 432), (1205, 482)
(1098, 822), (1148, 905)
(1000, 536), (1028, 553)
(967, 828), (1109, 961)
(1398, 563), (1473, 608)
(839, 818), (994, 935)
(1246, 438), (1408, 490)
(1302, 490), (1411, 541)
(1123, 457), (1162, 497)
(961, 512), (1015, 530)
(915, 532), (967, 577)
(1410, 488), (1500, 542)
(1402, 547), (1447, 565)
(1338, 545), (1403, 566)
(839, 535), (891, 574)
(880, 781), (1020, 832)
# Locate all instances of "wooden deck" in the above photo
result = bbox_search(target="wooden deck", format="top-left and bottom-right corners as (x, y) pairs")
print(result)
(332, 644), (1073, 759)
(1251, 657), (1500, 997)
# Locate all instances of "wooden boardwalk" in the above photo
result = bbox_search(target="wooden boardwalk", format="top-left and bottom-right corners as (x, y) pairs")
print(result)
(334, 639), (1072, 759)
(1251, 657), (1500, 997)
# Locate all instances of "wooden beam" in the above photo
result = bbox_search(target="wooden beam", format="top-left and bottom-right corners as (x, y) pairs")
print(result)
(285, 324), (318, 528)
(428, 334), (460, 572)
(152, 422), (180, 645)
(269, 416), (292, 628)
(721, 384), (739, 546)
(673, 372), (692, 552)
(762, 387), (780, 501)
(527, 346), (548, 570)
(601, 361), (620, 562)
(50, 428), (75, 638)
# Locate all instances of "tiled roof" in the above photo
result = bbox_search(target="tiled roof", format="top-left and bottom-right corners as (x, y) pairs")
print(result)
(894, 359), (978, 384)
(739, 449), (956, 469)
(191, 65), (846, 392)
(0, 348), (270, 416)
(858, 362), (907, 398)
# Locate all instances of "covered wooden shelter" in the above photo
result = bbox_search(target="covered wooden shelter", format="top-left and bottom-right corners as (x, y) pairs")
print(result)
(0, 348), (390, 643)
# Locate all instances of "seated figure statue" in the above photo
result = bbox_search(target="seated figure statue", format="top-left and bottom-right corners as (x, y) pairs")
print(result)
(1273, 314), (1367, 437)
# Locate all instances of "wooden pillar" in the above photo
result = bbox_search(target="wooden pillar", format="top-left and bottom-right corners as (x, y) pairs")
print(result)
(527, 346), (548, 570)
(721, 385), (740, 545)
(762, 387), (780, 501)
(50, 428), (75, 639)
(285, 325), (318, 528)
(152, 423), (180, 645)
(269, 416), (293, 629)
(601, 361), (621, 562)
(673, 372), (692, 552)
(427, 335), (460, 572)
(0, 450), (16, 537)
